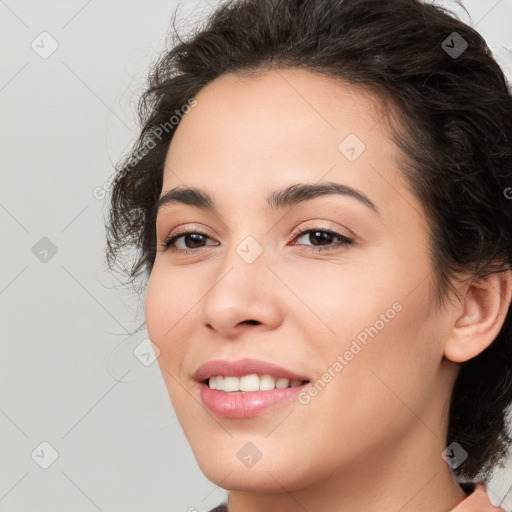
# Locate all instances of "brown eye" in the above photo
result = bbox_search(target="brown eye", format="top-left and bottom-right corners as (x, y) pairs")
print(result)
(161, 230), (217, 253)
(291, 228), (353, 252)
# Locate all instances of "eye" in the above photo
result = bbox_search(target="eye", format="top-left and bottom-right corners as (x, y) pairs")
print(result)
(290, 227), (353, 252)
(161, 229), (217, 254)
(160, 226), (353, 254)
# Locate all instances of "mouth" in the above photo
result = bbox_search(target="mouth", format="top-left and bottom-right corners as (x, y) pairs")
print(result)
(193, 358), (312, 419)
(202, 374), (309, 392)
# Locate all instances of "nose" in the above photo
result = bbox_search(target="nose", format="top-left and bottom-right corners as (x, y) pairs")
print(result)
(201, 247), (284, 338)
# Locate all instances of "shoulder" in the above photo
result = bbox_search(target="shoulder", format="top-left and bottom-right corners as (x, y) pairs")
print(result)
(451, 481), (505, 511)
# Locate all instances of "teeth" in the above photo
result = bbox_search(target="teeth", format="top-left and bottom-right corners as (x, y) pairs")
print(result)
(207, 374), (306, 392)
(240, 374), (259, 391)
(260, 374), (276, 391)
(223, 376), (240, 392)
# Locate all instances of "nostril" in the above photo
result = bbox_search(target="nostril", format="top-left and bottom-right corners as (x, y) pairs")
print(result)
(240, 320), (259, 326)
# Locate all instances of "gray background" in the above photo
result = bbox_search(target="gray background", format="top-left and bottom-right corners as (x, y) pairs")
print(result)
(1, 1), (512, 511)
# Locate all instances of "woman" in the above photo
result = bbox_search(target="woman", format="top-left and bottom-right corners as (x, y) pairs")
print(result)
(105, 0), (512, 510)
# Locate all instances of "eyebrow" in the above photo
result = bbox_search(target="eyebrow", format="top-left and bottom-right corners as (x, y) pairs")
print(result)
(155, 182), (379, 216)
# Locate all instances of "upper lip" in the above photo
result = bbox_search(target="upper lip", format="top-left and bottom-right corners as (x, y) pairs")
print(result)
(193, 358), (311, 383)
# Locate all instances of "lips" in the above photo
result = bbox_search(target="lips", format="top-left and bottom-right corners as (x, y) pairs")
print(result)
(193, 358), (311, 383)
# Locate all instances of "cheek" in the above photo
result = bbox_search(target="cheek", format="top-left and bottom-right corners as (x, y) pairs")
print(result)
(145, 266), (191, 371)
(319, 280), (442, 434)
(145, 262), (196, 332)
(145, 268), (199, 424)
(145, 270), (168, 344)
(300, 251), (441, 405)
(290, 259), (403, 352)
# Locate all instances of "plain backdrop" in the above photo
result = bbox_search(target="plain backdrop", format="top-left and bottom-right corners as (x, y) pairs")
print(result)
(1, 1), (512, 511)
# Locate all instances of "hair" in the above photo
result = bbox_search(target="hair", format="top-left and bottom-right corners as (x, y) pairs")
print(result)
(105, 0), (512, 483)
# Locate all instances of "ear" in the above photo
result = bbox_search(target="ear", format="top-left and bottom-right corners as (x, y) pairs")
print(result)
(443, 270), (512, 363)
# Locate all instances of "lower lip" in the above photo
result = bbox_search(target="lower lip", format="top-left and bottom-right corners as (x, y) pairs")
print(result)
(198, 381), (309, 419)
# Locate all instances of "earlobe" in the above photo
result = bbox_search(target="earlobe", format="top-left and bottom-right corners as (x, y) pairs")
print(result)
(443, 270), (512, 363)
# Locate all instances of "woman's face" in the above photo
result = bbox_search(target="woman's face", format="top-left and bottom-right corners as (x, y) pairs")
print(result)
(145, 68), (458, 492)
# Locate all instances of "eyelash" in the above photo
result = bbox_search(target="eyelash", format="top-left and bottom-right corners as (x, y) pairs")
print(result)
(160, 226), (353, 254)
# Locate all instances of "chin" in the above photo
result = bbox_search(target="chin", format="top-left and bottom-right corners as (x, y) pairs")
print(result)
(199, 462), (301, 493)
(192, 447), (315, 493)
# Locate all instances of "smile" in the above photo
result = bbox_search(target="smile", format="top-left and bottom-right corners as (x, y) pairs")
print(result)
(193, 358), (312, 418)
(206, 374), (308, 392)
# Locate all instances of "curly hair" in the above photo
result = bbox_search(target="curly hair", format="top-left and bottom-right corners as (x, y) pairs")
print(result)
(105, 0), (512, 482)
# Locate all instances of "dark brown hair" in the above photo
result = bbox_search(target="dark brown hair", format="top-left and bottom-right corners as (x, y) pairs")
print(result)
(105, 0), (512, 482)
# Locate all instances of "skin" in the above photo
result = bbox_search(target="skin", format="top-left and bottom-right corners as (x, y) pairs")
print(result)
(145, 67), (512, 512)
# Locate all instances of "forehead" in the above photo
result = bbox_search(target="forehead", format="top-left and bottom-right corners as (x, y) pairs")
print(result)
(161, 67), (420, 221)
